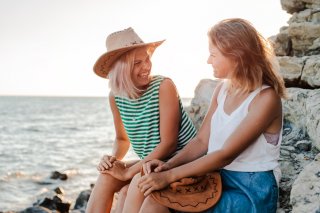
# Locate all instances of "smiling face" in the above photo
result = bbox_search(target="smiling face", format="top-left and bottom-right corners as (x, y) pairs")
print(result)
(131, 47), (152, 90)
(207, 41), (237, 79)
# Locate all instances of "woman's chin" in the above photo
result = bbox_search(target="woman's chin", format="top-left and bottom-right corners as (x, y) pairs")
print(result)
(213, 72), (219, 78)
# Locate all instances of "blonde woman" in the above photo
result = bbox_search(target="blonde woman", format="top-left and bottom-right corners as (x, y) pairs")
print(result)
(131, 18), (287, 213)
(86, 28), (196, 213)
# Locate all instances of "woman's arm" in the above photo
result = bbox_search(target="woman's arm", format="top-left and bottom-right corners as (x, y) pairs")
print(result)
(139, 88), (282, 195)
(150, 81), (224, 173)
(121, 78), (184, 179)
(109, 94), (131, 159)
(97, 94), (131, 173)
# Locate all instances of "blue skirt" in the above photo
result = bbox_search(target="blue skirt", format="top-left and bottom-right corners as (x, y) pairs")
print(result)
(202, 169), (278, 213)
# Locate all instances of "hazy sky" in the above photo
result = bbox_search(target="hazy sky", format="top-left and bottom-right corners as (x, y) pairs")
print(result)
(0, 0), (291, 97)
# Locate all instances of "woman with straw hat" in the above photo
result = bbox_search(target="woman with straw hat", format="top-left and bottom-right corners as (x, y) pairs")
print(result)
(86, 27), (197, 213)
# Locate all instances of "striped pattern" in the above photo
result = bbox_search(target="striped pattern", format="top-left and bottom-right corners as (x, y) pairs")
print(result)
(115, 75), (197, 159)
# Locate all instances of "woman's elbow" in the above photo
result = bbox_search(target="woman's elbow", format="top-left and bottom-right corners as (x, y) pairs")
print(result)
(168, 143), (178, 155)
(216, 149), (237, 168)
(161, 143), (177, 159)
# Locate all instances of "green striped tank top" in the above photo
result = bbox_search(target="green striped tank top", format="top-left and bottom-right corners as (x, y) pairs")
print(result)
(115, 75), (197, 159)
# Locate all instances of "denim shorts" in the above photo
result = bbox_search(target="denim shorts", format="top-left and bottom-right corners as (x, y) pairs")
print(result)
(202, 169), (278, 213)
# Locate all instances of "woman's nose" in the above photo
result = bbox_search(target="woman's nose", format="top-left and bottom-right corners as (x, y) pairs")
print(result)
(207, 57), (211, 64)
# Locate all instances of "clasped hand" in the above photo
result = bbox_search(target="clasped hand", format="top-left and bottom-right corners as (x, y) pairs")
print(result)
(97, 154), (129, 181)
(138, 159), (171, 196)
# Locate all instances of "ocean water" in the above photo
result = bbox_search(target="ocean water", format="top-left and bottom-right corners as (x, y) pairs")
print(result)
(0, 96), (191, 211)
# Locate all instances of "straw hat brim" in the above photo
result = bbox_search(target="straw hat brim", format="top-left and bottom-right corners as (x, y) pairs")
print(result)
(93, 40), (165, 79)
(151, 172), (222, 212)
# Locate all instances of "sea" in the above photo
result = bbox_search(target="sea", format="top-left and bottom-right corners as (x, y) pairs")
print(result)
(0, 96), (191, 211)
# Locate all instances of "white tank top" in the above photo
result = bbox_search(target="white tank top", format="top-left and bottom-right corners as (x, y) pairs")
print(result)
(208, 82), (282, 182)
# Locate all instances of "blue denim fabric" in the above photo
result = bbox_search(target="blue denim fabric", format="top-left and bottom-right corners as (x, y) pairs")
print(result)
(202, 169), (278, 213)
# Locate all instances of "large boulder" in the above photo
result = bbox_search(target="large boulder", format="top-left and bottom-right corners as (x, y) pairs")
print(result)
(278, 55), (320, 88)
(290, 153), (320, 213)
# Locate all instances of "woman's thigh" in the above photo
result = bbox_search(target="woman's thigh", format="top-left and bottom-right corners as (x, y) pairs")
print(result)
(205, 170), (278, 213)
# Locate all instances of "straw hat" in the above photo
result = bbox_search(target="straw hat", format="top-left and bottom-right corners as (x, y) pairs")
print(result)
(141, 169), (222, 212)
(93, 27), (165, 78)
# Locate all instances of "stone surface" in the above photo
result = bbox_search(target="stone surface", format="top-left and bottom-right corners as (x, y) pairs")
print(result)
(270, 27), (292, 56)
(281, 0), (320, 14)
(278, 55), (320, 88)
(290, 153), (320, 213)
(301, 55), (320, 87)
(281, 0), (306, 14)
(283, 88), (320, 150)
(185, 79), (220, 129)
(278, 56), (305, 86)
(74, 189), (91, 210)
(288, 22), (320, 56)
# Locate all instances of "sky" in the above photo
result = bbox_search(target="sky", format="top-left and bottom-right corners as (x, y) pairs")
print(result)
(0, 0), (291, 98)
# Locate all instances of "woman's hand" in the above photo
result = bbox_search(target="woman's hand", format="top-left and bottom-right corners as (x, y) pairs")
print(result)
(138, 171), (170, 196)
(97, 155), (117, 172)
(142, 159), (170, 174)
(103, 161), (130, 181)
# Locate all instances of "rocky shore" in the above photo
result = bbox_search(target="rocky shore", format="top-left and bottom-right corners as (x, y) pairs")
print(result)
(272, 1), (320, 212)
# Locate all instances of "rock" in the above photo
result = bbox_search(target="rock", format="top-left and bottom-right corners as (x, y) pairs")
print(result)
(309, 37), (320, 52)
(296, 140), (312, 151)
(36, 192), (70, 213)
(283, 88), (320, 150)
(59, 174), (68, 181)
(190, 79), (219, 105)
(55, 202), (70, 213)
(288, 22), (320, 56)
(278, 56), (305, 86)
(74, 189), (91, 210)
(185, 79), (220, 129)
(288, 8), (320, 24)
(281, 0), (320, 14)
(39, 198), (56, 210)
(278, 55), (320, 88)
(281, 0), (306, 14)
(270, 27), (292, 56)
(290, 153), (320, 213)
(69, 210), (85, 213)
(301, 55), (320, 87)
(53, 187), (64, 195)
(19, 206), (51, 213)
(50, 171), (68, 181)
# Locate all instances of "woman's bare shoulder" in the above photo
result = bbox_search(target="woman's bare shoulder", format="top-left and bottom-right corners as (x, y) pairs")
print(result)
(159, 78), (178, 96)
(250, 87), (282, 117)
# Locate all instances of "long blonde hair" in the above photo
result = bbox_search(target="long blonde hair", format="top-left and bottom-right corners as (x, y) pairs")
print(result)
(208, 18), (287, 98)
(108, 46), (154, 99)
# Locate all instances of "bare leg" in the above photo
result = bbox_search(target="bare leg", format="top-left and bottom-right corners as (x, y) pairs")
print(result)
(113, 184), (129, 213)
(86, 173), (129, 213)
(123, 173), (146, 213)
(139, 196), (170, 213)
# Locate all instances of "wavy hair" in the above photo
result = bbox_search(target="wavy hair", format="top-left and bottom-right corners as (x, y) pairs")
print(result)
(208, 18), (287, 98)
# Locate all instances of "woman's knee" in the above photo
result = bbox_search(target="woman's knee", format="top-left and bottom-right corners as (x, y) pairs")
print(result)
(118, 184), (129, 199)
(95, 173), (124, 191)
(140, 196), (169, 213)
(132, 172), (141, 182)
(128, 173), (141, 189)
